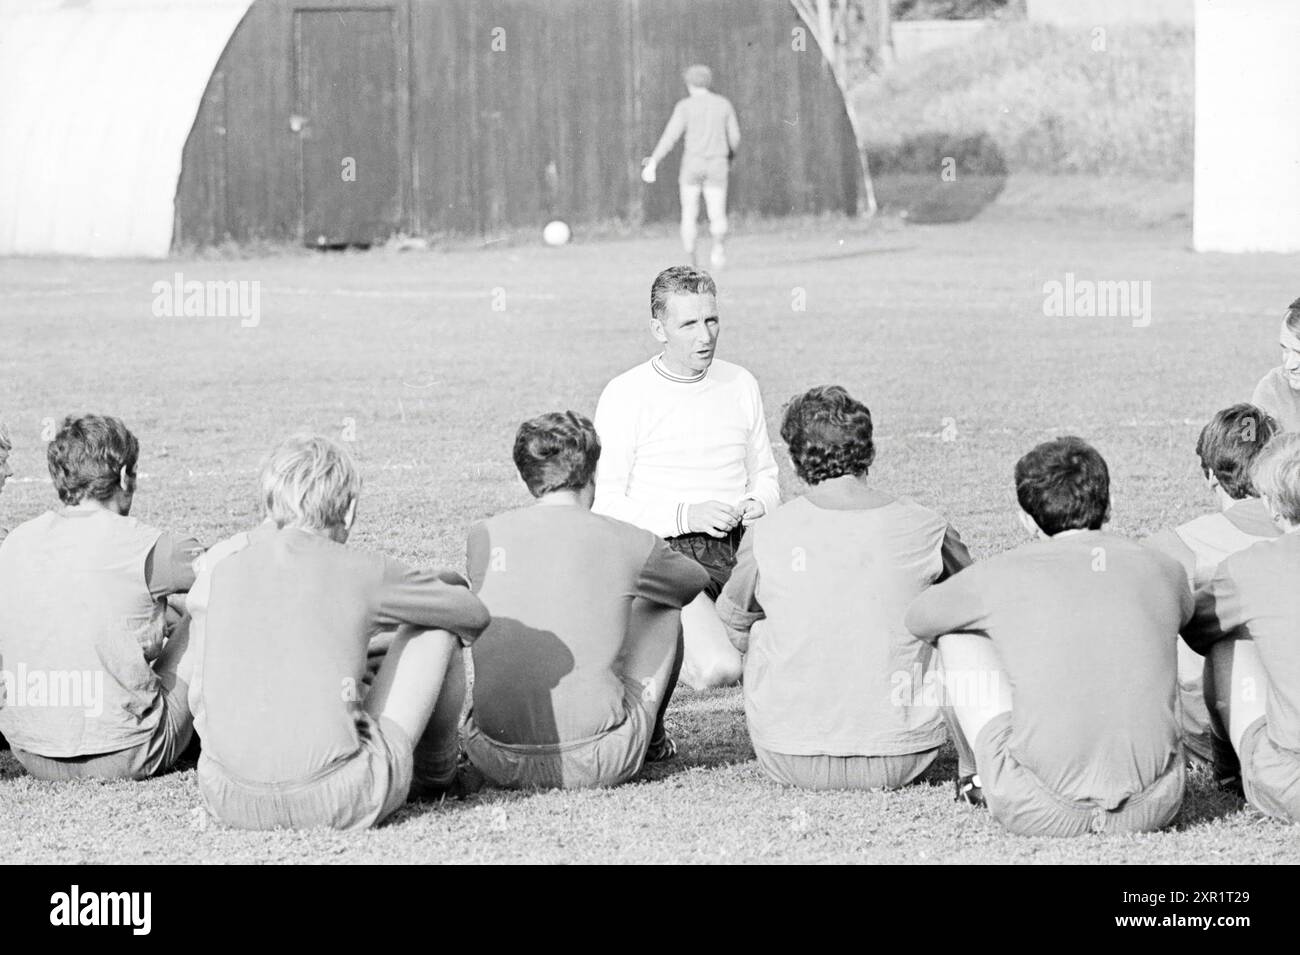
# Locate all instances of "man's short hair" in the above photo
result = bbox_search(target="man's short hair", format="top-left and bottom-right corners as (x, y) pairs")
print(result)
(1014, 436), (1110, 536)
(1195, 403), (1278, 500)
(683, 64), (713, 89)
(47, 414), (139, 506)
(781, 385), (875, 485)
(1251, 432), (1300, 525)
(513, 411), (601, 497)
(1286, 296), (1300, 335)
(650, 266), (717, 323)
(259, 434), (361, 531)
(0, 419), (10, 454)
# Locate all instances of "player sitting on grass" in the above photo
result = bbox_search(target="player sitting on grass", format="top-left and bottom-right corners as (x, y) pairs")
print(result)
(187, 434), (489, 830)
(1146, 404), (1280, 772)
(0, 414), (203, 781)
(593, 266), (780, 692)
(463, 412), (709, 787)
(717, 386), (978, 792)
(1182, 433), (1300, 823)
(906, 437), (1192, 837)
(1250, 297), (1300, 433)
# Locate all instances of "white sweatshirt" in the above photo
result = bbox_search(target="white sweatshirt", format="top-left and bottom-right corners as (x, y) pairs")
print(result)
(592, 355), (781, 538)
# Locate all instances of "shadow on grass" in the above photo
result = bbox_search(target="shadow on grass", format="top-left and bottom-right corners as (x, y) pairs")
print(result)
(1170, 763), (1251, 830)
(0, 751), (24, 781)
(777, 244), (919, 267)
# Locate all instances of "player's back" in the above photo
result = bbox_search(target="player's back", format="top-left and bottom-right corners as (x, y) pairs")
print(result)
(986, 532), (1188, 803)
(676, 91), (737, 161)
(197, 526), (387, 782)
(740, 494), (952, 756)
(468, 506), (671, 745)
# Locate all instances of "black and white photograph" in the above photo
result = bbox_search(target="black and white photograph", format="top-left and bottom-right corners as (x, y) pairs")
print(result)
(0, 0), (1296, 896)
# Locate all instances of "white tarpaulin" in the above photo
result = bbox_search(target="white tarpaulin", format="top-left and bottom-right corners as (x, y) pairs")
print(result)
(0, 0), (253, 258)
(1194, 0), (1300, 253)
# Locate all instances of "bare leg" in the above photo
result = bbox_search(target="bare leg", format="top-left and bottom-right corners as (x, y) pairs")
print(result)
(411, 645), (467, 791)
(703, 184), (728, 267)
(1205, 639), (1269, 757)
(364, 625), (459, 747)
(155, 612), (194, 695)
(934, 632), (1013, 760)
(679, 593), (743, 689)
(679, 183), (702, 264)
(621, 600), (683, 745)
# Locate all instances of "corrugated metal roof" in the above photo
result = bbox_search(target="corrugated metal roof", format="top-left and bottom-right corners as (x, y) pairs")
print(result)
(0, 0), (254, 258)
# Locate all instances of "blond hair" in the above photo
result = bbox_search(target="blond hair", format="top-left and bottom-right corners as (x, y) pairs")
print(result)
(683, 64), (713, 89)
(259, 434), (360, 531)
(1251, 432), (1300, 525)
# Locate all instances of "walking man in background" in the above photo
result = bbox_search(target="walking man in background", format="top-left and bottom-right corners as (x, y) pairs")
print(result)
(642, 64), (740, 270)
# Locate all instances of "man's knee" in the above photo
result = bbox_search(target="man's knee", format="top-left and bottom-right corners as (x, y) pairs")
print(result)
(693, 656), (742, 689)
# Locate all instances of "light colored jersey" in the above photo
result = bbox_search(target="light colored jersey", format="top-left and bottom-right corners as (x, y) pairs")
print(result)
(650, 91), (740, 166)
(1183, 532), (1300, 751)
(1146, 496), (1281, 761)
(718, 494), (969, 757)
(906, 530), (1192, 808)
(593, 356), (780, 538)
(188, 522), (488, 785)
(1251, 367), (1300, 433)
(0, 509), (191, 756)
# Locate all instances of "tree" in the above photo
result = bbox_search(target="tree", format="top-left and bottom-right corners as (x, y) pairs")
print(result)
(791, 0), (886, 215)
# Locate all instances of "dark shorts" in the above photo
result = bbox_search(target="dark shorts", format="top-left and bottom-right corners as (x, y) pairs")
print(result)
(975, 711), (1185, 838)
(667, 527), (743, 600)
(464, 676), (655, 790)
(754, 745), (939, 791)
(1239, 716), (1300, 823)
(198, 712), (414, 832)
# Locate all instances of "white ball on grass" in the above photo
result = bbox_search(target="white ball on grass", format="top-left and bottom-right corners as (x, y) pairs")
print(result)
(543, 221), (571, 246)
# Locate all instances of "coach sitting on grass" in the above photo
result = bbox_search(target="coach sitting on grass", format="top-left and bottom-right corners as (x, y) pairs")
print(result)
(187, 435), (489, 830)
(1182, 432), (1300, 824)
(1146, 404), (1280, 773)
(462, 412), (709, 786)
(717, 386), (978, 793)
(0, 414), (203, 781)
(593, 265), (780, 694)
(906, 437), (1192, 837)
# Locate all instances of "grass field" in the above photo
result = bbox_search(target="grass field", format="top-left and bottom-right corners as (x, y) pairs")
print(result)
(2, 211), (1298, 863)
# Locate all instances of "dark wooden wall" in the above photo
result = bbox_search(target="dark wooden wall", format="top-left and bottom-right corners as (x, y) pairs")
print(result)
(174, 0), (861, 247)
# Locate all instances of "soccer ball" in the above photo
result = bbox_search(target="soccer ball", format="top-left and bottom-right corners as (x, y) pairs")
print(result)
(543, 220), (571, 246)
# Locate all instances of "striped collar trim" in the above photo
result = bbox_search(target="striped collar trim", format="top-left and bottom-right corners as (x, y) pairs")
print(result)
(651, 355), (707, 383)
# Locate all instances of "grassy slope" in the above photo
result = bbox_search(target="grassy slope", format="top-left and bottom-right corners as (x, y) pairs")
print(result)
(853, 21), (1193, 178)
(1, 215), (1298, 863)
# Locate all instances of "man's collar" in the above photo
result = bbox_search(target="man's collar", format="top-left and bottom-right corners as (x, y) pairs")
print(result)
(651, 354), (707, 383)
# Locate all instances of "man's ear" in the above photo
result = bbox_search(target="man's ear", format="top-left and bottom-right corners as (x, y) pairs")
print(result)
(649, 317), (668, 344)
(343, 496), (358, 530)
(1262, 494), (1288, 530)
(1017, 508), (1043, 538)
(119, 465), (135, 494)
